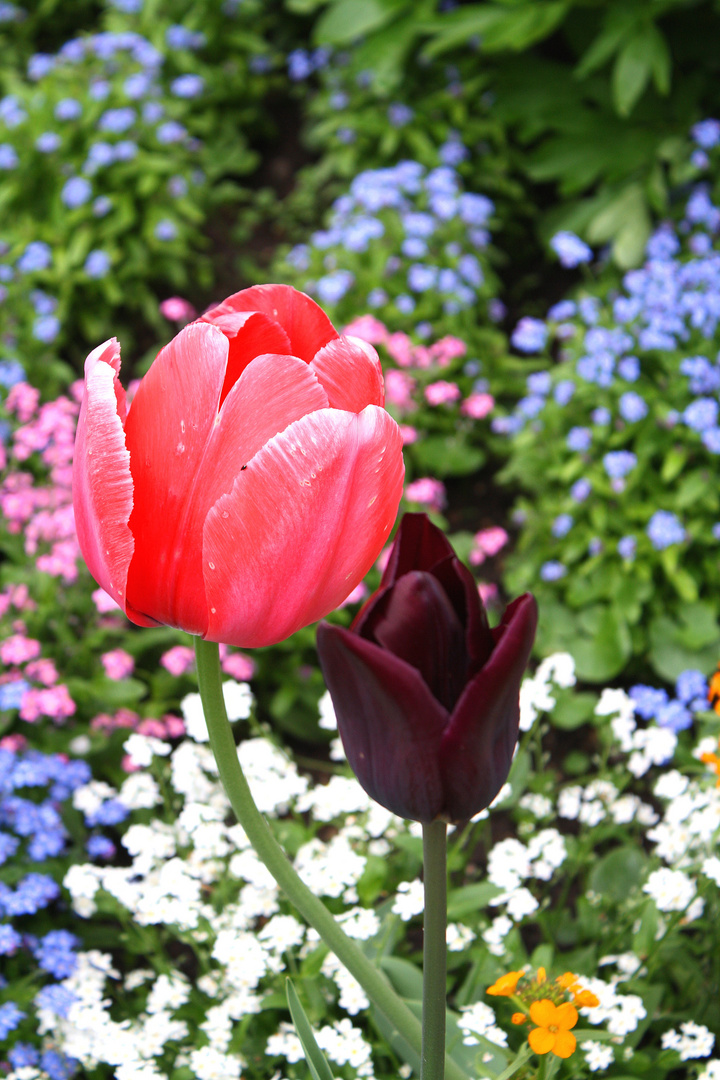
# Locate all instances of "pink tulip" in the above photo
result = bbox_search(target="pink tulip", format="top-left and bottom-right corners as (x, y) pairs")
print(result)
(73, 284), (405, 647)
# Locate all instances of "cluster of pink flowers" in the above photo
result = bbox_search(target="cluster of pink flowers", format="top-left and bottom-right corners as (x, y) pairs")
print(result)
(20, 684), (76, 723)
(91, 707), (186, 740)
(160, 643), (255, 681)
(470, 526), (509, 565)
(1, 381), (82, 583)
(405, 477), (447, 513)
(101, 649), (135, 681)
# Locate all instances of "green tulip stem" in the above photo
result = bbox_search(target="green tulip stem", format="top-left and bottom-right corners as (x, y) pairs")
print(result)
(194, 638), (468, 1080)
(421, 820), (448, 1080)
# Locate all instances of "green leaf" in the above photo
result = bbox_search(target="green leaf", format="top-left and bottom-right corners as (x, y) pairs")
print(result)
(661, 447), (687, 483)
(314, 0), (406, 44)
(589, 846), (648, 902)
(447, 882), (502, 919)
(574, 8), (639, 79)
(480, 3), (568, 52)
(286, 979), (335, 1080)
(411, 435), (484, 477)
(571, 605), (632, 682)
(551, 692), (597, 731)
(612, 25), (669, 115)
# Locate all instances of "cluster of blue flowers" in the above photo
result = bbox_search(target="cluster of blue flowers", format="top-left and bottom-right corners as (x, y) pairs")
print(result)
(630, 669), (709, 732)
(498, 122), (720, 586)
(0, 748), (108, 1075)
(284, 158), (495, 319)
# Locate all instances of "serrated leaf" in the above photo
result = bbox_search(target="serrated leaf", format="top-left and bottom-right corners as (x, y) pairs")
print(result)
(286, 979), (335, 1080)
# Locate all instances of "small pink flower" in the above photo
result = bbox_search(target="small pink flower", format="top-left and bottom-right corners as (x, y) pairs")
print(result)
(0, 634), (42, 666)
(121, 754), (142, 773)
(474, 527), (508, 557)
(20, 684), (75, 722)
(342, 315), (388, 344)
(93, 588), (121, 613)
(6, 382), (40, 422)
(385, 370), (416, 409)
(429, 335), (467, 366)
(138, 718), (167, 738)
(405, 477), (447, 513)
(425, 381), (461, 406)
(159, 297), (196, 322)
(399, 425), (418, 445)
(162, 714), (186, 738)
(101, 649), (135, 680)
(478, 582), (499, 605)
(25, 658), (59, 686)
(461, 392), (494, 419)
(160, 645), (196, 677)
(221, 651), (255, 681)
(338, 582), (368, 608)
(0, 733), (27, 751)
(386, 332), (415, 367)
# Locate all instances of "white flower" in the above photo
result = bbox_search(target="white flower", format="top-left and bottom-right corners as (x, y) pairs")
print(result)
(519, 793), (553, 818)
(596, 688), (634, 720)
(483, 915), (513, 956)
(698, 1061), (720, 1079)
(123, 733), (171, 768)
(702, 856), (720, 885)
(458, 1002), (508, 1048)
(662, 1022), (715, 1060)
(295, 775), (370, 821)
(338, 907), (381, 940)
(558, 786), (582, 820)
(654, 770), (689, 800)
(503, 887), (538, 921)
(146, 973), (190, 1014)
(536, 651), (576, 688)
(582, 1041), (614, 1071)
(322, 952), (369, 1015)
(189, 1045), (243, 1080)
(447, 922), (476, 951)
(119, 770), (162, 809)
(266, 1022), (304, 1063)
(643, 867), (696, 911)
(392, 879), (425, 920)
(318, 689), (337, 729)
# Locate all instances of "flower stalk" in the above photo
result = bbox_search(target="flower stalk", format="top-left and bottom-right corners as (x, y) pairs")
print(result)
(195, 636), (470, 1080)
(421, 820), (448, 1080)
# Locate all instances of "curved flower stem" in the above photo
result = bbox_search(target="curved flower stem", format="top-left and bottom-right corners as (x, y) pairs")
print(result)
(194, 638), (469, 1080)
(421, 820), (447, 1080)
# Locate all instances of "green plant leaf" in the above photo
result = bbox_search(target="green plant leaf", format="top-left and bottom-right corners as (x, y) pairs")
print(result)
(313, 0), (407, 44)
(571, 605), (632, 682)
(286, 979), (335, 1080)
(612, 28), (661, 116)
(589, 846), (648, 902)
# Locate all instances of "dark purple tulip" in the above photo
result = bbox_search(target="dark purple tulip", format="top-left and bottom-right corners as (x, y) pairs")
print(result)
(316, 513), (537, 823)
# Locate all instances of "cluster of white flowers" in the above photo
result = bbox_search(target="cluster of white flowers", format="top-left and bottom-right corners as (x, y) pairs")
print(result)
(661, 1022), (715, 1060)
(458, 1001), (508, 1048)
(578, 977), (647, 1036)
(596, 688), (677, 776)
(581, 1040), (615, 1071)
(482, 829), (566, 926)
(642, 867), (700, 914)
(558, 778), (657, 827)
(519, 652), (576, 731)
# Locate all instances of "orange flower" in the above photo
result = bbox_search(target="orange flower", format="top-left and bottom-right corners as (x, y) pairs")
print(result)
(556, 972), (580, 992)
(701, 748), (720, 787)
(536, 967), (547, 985)
(528, 999), (578, 1059)
(487, 971), (523, 996)
(574, 989), (600, 1008)
(512, 1013), (527, 1025)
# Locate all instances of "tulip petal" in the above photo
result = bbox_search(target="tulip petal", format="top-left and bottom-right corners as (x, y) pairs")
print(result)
(203, 283), (338, 362)
(309, 335), (385, 411)
(438, 593), (538, 821)
(316, 623), (448, 822)
(381, 511), (455, 587)
(124, 322), (229, 634)
(359, 570), (469, 712)
(197, 309), (292, 405)
(72, 339), (136, 614)
(430, 556), (494, 669)
(203, 405), (404, 646)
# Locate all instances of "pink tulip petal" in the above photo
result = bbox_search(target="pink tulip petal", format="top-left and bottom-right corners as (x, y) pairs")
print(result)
(203, 405), (404, 646)
(197, 310), (292, 405)
(178, 352), (330, 572)
(72, 339), (135, 613)
(309, 335), (385, 411)
(317, 623), (448, 822)
(123, 322), (229, 634)
(203, 283), (338, 362)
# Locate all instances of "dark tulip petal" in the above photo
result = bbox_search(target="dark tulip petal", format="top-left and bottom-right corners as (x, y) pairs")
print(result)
(360, 571), (469, 711)
(381, 512), (455, 587)
(430, 556), (494, 670)
(317, 622), (449, 822)
(438, 593), (538, 821)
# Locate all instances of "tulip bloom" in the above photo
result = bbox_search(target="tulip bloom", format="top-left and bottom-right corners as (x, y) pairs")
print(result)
(73, 284), (405, 647)
(316, 513), (537, 823)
